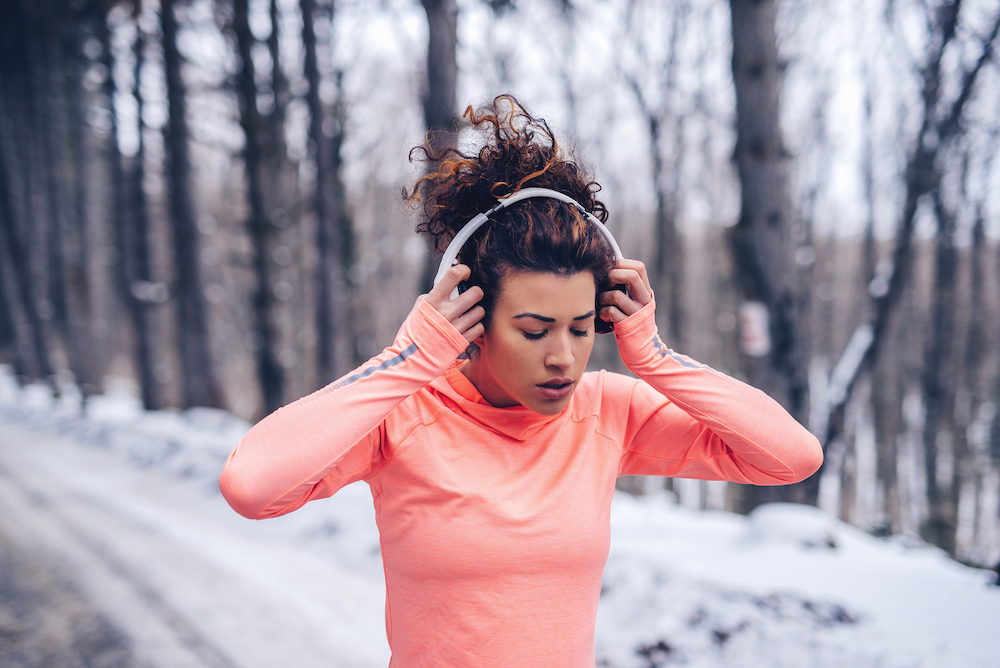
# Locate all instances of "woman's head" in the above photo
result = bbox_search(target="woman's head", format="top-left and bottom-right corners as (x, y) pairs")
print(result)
(406, 95), (617, 327)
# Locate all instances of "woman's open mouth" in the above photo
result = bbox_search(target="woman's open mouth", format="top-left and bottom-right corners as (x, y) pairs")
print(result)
(536, 379), (574, 401)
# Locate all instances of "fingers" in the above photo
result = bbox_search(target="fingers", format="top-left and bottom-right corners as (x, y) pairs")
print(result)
(426, 264), (471, 306)
(599, 259), (652, 321)
(458, 321), (485, 343)
(451, 303), (485, 338)
(427, 265), (479, 310)
(607, 259), (652, 305)
(598, 295), (633, 323)
(421, 264), (485, 341)
(599, 304), (629, 324)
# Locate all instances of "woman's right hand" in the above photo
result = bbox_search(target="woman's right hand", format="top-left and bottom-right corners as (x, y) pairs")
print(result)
(414, 264), (485, 342)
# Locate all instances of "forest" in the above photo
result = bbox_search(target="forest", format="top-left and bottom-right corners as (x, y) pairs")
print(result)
(1, 0), (999, 575)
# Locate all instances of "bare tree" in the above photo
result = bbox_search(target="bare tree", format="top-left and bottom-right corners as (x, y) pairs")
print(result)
(921, 158), (963, 552)
(264, 0), (289, 163)
(56, 4), (101, 401)
(0, 116), (55, 387)
(0, 0), (57, 392)
(301, 0), (349, 385)
(98, 1), (162, 410)
(234, 0), (283, 414)
(161, 0), (224, 409)
(127, 1), (163, 409)
(420, 0), (458, 156)
(619, 0), (689, 350)
(415, 0), (459, 294)
(727, 0), (810, 508)
(822, 3), (1000, 534)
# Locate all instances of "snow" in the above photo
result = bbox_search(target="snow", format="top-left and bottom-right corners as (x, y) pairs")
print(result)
(1, 368), (998, 668)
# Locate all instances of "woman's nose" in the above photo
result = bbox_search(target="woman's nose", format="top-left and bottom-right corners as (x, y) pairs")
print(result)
(545, 333), (574, 368)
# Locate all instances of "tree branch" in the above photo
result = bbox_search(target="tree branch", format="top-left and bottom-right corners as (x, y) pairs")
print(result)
(938, 8), (1000, 142)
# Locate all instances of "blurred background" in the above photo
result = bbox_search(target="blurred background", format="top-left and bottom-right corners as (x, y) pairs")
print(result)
(0, 0), (998, 574)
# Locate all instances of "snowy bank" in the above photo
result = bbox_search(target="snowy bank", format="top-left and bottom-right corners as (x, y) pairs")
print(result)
(1, 369), (998, 668)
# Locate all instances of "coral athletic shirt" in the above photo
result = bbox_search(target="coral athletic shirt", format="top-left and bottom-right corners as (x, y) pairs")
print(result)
(220, 299), (823, 668)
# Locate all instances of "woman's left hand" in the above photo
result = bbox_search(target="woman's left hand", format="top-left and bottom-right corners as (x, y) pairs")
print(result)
(599, 259), (653, 325)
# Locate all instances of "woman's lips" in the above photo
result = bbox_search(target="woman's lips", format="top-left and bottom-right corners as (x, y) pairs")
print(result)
(536, 379), (574, 401)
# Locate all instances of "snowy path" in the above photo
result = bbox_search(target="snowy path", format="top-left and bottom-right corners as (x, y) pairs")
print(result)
(0, 420), (389, 668)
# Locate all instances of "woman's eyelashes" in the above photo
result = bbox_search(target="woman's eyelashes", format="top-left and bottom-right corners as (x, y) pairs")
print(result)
(521, 328), (591, 341)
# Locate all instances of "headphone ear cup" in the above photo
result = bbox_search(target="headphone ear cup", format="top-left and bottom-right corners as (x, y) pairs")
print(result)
(595, 284), (627, 334)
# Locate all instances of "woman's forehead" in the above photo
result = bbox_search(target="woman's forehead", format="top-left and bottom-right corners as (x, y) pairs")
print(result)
(494, 271), (596, 318)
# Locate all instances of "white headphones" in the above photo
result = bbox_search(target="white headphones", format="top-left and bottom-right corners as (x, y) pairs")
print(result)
(432, 187), (624, 299)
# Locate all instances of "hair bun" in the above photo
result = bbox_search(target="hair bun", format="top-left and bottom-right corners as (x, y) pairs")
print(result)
(406, 95), (607, 252)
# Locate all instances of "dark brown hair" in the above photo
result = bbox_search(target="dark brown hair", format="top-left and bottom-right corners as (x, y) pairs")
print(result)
(405, 95), (616, 327)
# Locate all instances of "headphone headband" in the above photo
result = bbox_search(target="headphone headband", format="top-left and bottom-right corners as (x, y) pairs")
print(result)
(432, 187), (624, 297)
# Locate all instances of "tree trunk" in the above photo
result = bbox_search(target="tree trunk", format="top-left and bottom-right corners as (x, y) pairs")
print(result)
(952, 205), (988, 559)
(235, 0), (284, 415)
(651, 113), (685, 350)
(300, 0), (347, 386)
(994, 232), (1000, 465)
(27, 18), (71, 348)
(0, 252), (14, 359)
(624, 53), (686, 353)
(20, 7), (65, 383)
(727, 0), (809, 510)
(265, 0), (289, 157)
(873, 317), (902, 533)
(161, 0), (224, 409)
(128, 6), (161, 410)
(421, 0), (458, 155)
(417, 0), (458, 293)
(102, 2), (161, 410)
(920, 189), (961, 552)
(54, 17), (100, 402)
(261, 0), (293, 232)
(0, 118), (54, 385)
(0, 2), (56, 389)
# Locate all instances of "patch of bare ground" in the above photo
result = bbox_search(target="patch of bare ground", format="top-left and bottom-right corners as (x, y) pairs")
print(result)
(0, 528), (137, 668)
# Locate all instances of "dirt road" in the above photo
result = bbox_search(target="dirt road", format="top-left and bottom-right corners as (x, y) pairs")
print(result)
(0, 420), (387, 668)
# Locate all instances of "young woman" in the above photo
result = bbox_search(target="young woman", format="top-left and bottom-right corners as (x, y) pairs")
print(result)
(220, 96), (823, 667)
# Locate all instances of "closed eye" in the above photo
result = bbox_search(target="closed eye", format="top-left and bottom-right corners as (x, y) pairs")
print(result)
(522, 328), (590, 340)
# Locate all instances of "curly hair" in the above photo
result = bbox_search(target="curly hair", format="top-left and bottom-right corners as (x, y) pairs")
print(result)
(405, 95), (617, 327)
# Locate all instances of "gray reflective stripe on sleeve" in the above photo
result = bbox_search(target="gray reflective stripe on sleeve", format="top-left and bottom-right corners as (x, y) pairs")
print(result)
(652, 334), (703, 369)
(329, 343), (419, 391)
(652, 334), (668, 359)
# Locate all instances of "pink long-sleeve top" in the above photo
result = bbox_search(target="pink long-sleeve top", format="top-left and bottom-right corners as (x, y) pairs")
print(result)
(220, 298), (823, 667)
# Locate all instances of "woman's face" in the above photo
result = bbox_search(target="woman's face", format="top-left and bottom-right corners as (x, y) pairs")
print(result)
(463, 270), (597, 415)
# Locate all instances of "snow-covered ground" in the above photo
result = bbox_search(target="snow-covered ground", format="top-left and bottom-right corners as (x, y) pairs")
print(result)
(1, 368), (998, 668)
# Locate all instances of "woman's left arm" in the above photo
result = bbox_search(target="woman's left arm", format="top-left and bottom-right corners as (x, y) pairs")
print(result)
(600, 260), (823, 485)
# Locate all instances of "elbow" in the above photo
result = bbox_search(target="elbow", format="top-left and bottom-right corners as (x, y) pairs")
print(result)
(790, 433), (824, 483)
(219, 458), (265, 520)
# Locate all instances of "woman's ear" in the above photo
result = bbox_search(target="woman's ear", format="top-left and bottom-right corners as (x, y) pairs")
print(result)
(472, 328), (487, 349)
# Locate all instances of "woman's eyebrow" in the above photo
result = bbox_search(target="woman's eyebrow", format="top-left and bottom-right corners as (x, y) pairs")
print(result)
(513, 310), (596, 323)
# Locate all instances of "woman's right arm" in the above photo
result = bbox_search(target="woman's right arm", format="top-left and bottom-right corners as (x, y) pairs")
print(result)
(220, 266), (484, 520)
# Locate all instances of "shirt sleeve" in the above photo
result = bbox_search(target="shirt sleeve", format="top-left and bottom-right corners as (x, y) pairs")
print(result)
(219, 299), (470, 519)
(612, 299), (823, 485)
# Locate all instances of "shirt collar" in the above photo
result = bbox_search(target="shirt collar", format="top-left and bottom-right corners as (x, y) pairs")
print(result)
(427, 365), (566, 441)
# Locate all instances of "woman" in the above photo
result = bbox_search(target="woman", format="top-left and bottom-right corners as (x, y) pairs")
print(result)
(220, 96), (823, 667)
